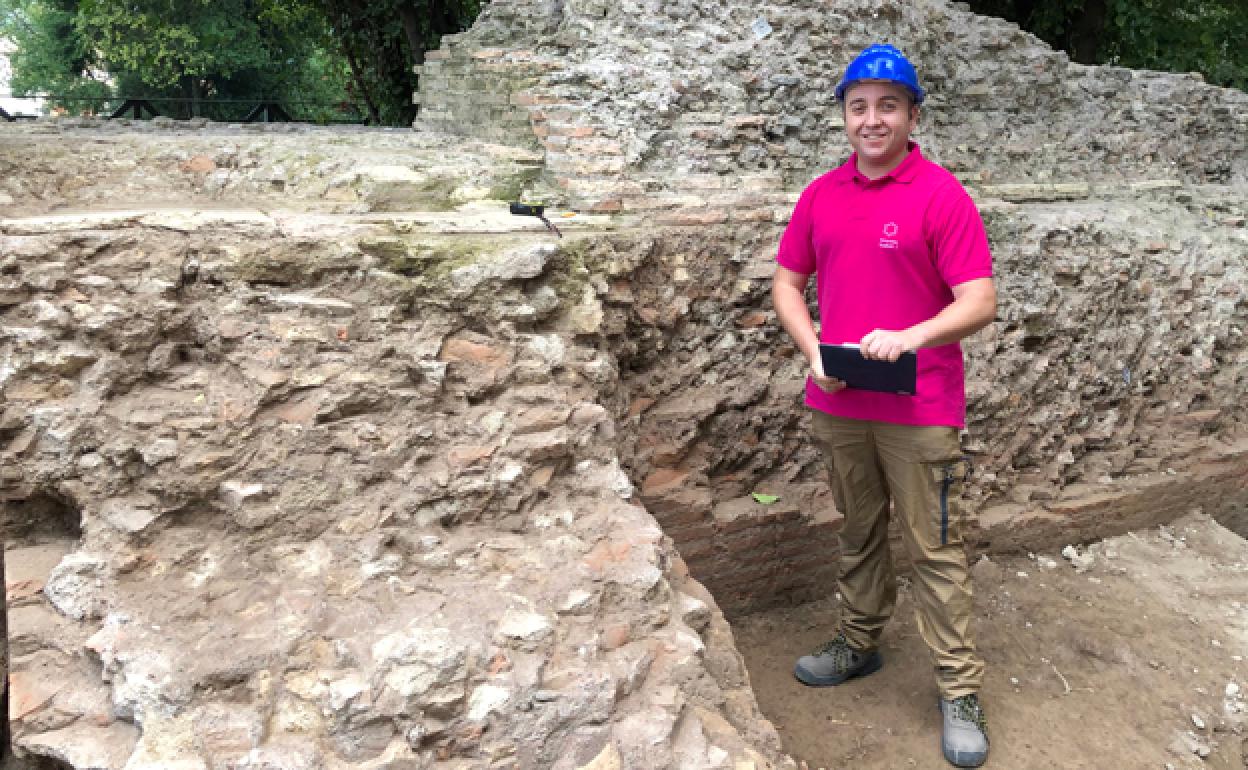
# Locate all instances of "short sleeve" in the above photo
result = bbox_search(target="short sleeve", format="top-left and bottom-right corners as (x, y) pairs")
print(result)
(776, 183), (817, 275)
(925, 180), (994, 287)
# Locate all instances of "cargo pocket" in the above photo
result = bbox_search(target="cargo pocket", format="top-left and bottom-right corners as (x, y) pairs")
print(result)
(928, 456), (972, 546)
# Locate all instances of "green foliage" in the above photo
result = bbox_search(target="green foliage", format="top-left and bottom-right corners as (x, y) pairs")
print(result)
(966, 0), (1248, 92)
(1, 0), (110, 106)
(2, 0), (484, 123)
(1104, 0), (1248, 91)
(77, 0), (266, 88)
(313, 0), (485, 125)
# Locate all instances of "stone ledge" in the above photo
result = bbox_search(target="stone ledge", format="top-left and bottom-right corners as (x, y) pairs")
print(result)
(974, 445), (1248, 553)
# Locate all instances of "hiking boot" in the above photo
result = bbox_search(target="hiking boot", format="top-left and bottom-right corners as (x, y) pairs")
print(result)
(793, 632), (882, 686)
(940, 694), (989, 768)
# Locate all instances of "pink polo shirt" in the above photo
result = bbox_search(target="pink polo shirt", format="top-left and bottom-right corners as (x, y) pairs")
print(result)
(776, 144), (993, 428)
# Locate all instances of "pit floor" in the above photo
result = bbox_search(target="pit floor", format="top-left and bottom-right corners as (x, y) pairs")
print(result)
(733, 514), (1248, 770)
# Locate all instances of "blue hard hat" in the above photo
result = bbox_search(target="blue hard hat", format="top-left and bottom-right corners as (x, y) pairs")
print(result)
(835, 44), (926, 104)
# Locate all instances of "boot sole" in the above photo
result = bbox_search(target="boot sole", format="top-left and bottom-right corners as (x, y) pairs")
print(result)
(793, 651), (882, 687)
(942, 746), (988, 768)
(939, 700), (989, 768)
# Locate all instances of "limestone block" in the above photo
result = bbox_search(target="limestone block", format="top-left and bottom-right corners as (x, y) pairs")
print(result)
(98, 497), (161, 534)
(270, 293), (355, 317)
(372, 627), (469, 698)
(496, 608), (554, 650)
(44, 552), (111, 621)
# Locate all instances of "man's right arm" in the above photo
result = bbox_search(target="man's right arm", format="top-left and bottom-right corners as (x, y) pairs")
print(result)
(772, 266), (844, 393)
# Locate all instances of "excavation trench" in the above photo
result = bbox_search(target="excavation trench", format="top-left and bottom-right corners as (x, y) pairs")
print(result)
(595, 227), (1248, 616)
(3, 158), (1248, 766)
(1, 495), (84, 763)
(593, 229), (1248, 767)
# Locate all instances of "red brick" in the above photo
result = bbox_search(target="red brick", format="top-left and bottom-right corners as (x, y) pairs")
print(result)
(730, 208), (776, 223)
(509, 92), (564, 107)
(657, 209), (729, 226)
(448, 445), (495, 471)
(568, 138), (624, 155)
(547, 123), (596, 138)
(590, 198), (624, 213)
(736, 311), (770, 328)
(725, 115), (768, 129)
(600, 623), (631, 650)
(8, 670), (59, 720)
(440, 338), (511, 370)
(180, 155), (216, 173)
(583, 539), (632, 573)
(641, 467), (690, 496)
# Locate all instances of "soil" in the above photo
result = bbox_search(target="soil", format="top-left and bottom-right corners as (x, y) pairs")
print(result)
(734, 513), (1248, 770)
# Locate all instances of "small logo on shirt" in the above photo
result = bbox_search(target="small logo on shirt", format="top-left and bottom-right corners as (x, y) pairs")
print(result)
(880, 221), (899, 250)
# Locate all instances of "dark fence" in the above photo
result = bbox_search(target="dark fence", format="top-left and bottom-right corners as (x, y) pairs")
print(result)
(1, 95), (370, 124)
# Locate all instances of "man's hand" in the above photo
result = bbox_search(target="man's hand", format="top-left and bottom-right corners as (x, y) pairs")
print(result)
(811, 354), (846, 393)
(859, 328), (921, 362)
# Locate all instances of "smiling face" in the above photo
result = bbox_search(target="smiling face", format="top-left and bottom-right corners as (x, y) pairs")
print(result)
(843, 81), (920, 179)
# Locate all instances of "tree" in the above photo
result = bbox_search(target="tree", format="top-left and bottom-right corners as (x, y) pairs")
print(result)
(1, 0), (111, 106)
(2, 0), (355, 120)
(75, 0), (353, 118)
(2, 0), (485, 123)
(966, 0), (1248, 92)
(313, 0), (484, 125)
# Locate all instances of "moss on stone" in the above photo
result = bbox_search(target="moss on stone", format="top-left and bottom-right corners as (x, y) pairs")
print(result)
(363, 234), (513, 287)
(229, 239), (355, 284)
(487, 167), (543, 202)
(366, 174), (462, 212)
(544, 235), (621, 306)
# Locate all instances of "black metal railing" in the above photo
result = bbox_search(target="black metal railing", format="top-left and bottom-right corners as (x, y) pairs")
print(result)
(0, 94), (369, 124)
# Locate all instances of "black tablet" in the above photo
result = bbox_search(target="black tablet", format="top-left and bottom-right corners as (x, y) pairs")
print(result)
(818, 344), (917, 396)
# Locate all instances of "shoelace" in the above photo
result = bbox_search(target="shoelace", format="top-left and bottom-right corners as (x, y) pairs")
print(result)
(812, 635), (856, 666)
(950, 695), (987, 731)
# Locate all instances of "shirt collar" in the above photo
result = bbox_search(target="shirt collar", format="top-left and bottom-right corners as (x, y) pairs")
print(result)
(837, 142), (924, 185)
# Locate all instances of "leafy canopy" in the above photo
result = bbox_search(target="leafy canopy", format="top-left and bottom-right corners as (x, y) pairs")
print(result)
(967, 0), (1248, 92)
(1, 0), (485, 123)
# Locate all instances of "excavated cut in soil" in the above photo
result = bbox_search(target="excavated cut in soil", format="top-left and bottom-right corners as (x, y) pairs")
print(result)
(734, 514), (1248, 769)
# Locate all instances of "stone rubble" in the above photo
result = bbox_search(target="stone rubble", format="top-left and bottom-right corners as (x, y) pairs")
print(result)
(1, 131), (793, 768)
(414, 0), (1248, 586)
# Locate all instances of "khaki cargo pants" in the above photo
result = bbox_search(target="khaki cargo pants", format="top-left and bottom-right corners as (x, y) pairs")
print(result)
(809, 410), (984, 699)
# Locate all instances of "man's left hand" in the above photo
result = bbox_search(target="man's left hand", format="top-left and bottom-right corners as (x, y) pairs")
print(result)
(859, 328), (921, 362)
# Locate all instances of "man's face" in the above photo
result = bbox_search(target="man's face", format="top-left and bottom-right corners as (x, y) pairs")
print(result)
(843, 81), (919, 170)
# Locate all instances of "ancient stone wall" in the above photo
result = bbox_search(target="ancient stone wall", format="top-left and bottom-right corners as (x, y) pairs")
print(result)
(416, 0), (1248, 608)
(418, 0), (1248, 211)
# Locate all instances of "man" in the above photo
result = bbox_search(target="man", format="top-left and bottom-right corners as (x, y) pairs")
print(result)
(771, 44), (997, 768)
